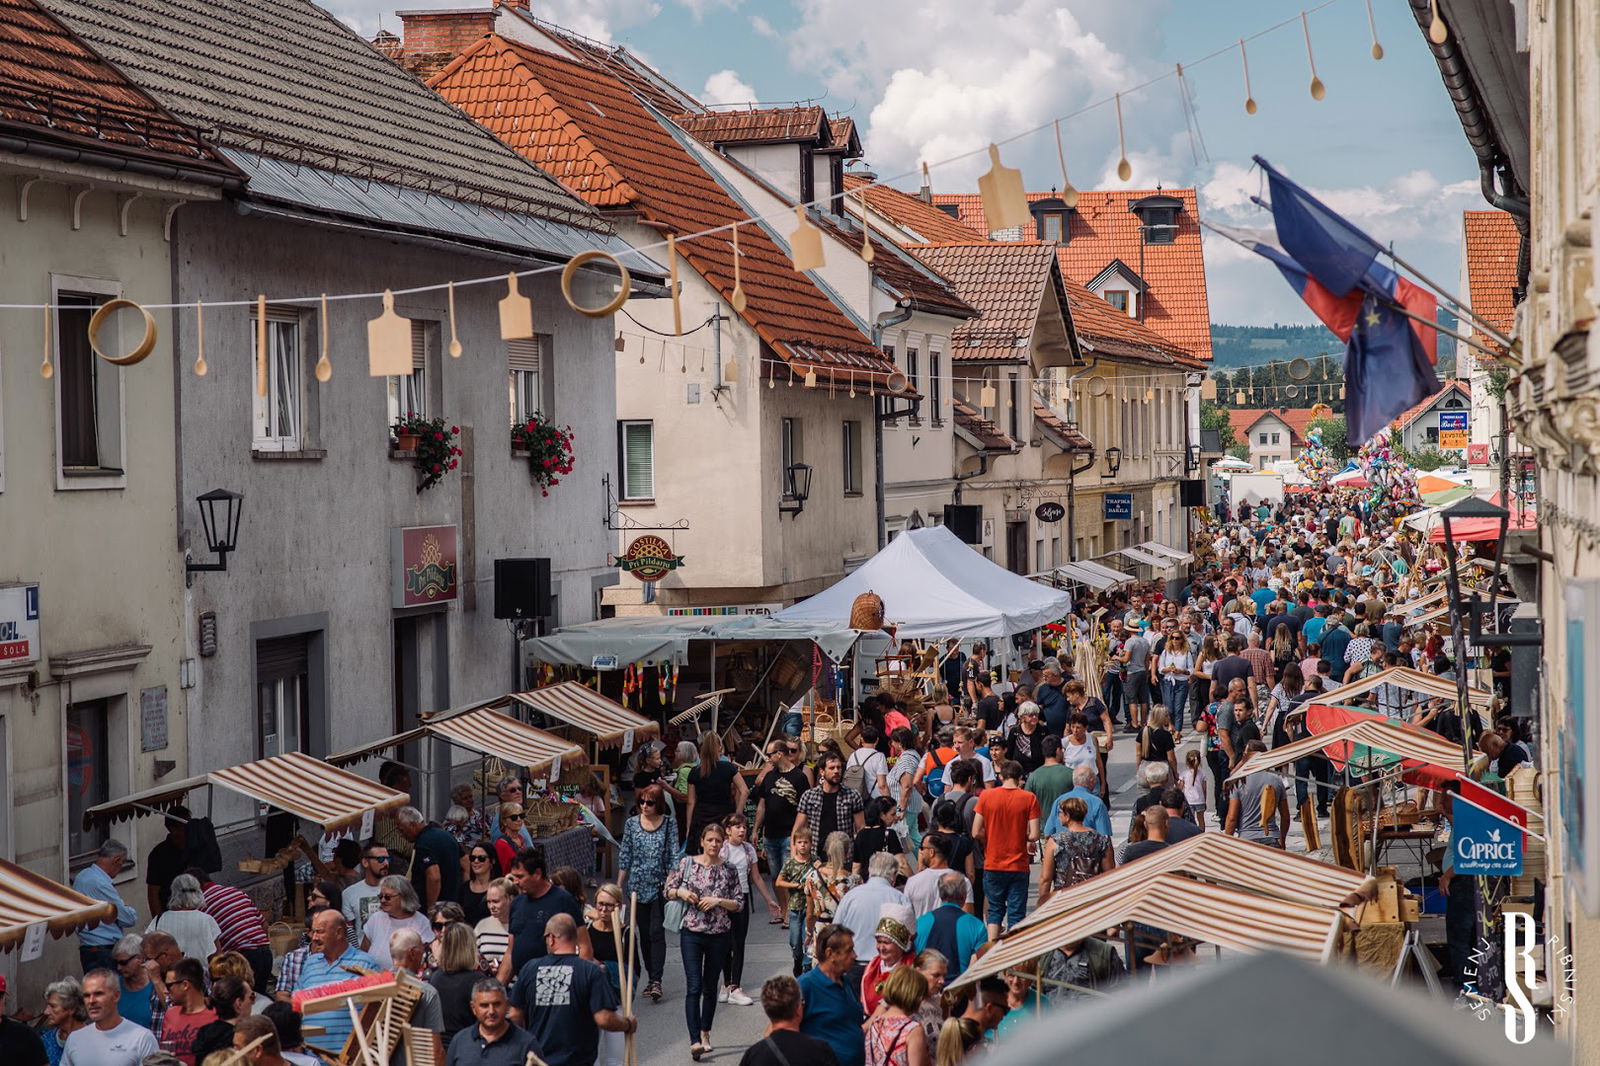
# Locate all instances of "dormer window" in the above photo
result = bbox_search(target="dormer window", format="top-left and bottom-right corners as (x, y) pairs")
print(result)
(1028, 196), (1071, 244)
(936, 204), (961, 219)
(1128, 193), (1183, 245)
(1105, 290), (1130, 313)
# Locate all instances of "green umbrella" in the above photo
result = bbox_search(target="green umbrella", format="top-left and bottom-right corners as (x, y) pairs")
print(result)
(1421, 485), (1474, 506)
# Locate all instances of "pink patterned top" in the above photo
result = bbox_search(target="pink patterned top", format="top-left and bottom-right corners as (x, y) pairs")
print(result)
(865, 1014), (919, 1066)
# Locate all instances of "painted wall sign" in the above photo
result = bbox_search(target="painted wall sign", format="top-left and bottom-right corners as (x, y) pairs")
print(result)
(1034, 501), (1066, 523)
(1467, 443), (1490, 465)
(0, 584), (40, 667)
(392, 525), (459, 608)
(1438, 410), (1469, 450)
(616, 535), (685, 582)
(1104, 493), (1133, 521)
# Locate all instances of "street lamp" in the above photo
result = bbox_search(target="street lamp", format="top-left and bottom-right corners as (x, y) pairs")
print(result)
(779, 462), (813, 516)
(1101, 447), (1123, 479)
(1438, 494), (1511, 756)
(1185, 444), (1202, 473)
(185, 488), (244, 586)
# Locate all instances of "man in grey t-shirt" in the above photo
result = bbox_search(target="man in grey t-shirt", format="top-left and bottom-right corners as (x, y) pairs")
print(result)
(1122, 629), (1152, 733)
(1225, 742), (1289, 848)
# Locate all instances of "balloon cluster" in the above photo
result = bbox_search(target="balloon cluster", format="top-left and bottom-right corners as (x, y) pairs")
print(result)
(1351, 426), (1418, 507)
(1295, 423), (1332, 484)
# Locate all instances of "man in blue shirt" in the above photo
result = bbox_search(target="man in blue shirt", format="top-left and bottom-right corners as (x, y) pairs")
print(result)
(71, 840), (139, 973)
(1041, 766), (1112, 838)
(292, 908), (382, 1052)
(799, 926), (864, 1066)
(447, 978), (542, 1066)
(506, 845), (583, 973)
(1034, 668), (1069, 735)
(914, 875), (988, 978)
(510, 914), (633, 1066)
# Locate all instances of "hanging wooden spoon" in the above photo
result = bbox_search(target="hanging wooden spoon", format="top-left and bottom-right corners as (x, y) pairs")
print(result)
(447, 280), (463, 358)
(730, 225), (748, 313)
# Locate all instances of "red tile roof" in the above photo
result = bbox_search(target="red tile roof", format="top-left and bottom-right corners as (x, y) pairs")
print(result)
(853, 178), (1198, 368)
(1462, 210), (1519, 355)
(952, 397), (1019, 452)
(1395, 379), (1470, 431)
(904, 242), (1062, 363)
(1227, 407), (1323, 446)
(1032, 401), (1092, 451)
(0, 0), (229, 170)
(676, 106), (830, 147)
(931, 188), (1213, 360)
(432, 36), (895, 385)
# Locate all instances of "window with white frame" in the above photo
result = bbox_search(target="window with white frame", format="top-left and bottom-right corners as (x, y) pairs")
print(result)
(1271, 431), (1281, 445)
(930, 349), (943, 423)
(842, 420), (862, 495)
(619, 420), (654, 500)
(1258, 432), (1268, 445)
(906, 348), (920, 407)
(508, 335), (551, 424)
(253, 308), (303, 451)
(388, 321), (432, 425)
(55, 284), (124, 481)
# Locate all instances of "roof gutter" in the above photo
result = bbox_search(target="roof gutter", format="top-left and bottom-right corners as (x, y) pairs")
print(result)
(0, 132), (241, 190)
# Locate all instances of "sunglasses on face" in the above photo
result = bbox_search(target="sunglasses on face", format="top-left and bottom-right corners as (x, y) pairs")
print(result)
(378, 893), (398, 901)
(114, 956), (139, 965)
(432, 922), (449, 930)
(504, 813), (524, 821)
(471, 853), (491, 861)
(639, 799), (659, 807)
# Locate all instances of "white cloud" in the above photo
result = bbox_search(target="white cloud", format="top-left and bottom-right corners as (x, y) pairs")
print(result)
(327, 0), (661, 42)
(702, 68), (758, 105)
(676, 0), (740, 19)
(750, 14), (779, 39)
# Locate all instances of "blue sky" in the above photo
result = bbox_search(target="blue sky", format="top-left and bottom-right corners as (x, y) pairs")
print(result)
(335, 0), (1485, 328)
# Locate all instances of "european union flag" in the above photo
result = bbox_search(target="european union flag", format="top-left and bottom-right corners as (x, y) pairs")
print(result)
(1254, 155), (1384, 297)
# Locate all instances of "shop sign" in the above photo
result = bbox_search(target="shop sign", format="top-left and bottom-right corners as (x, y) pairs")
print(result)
(1034, 501), (1065, 523)
(666, 603), (781, 617)
(392, 525), (459, 608)
(0, 584), (40, 667)
(1104, 493), (1133, 521)
(1467, 443), (1490, 466)
(1452, 795), (1523, 876)
(1439, 411), (1468, 450)
(615, 535), (685, 582)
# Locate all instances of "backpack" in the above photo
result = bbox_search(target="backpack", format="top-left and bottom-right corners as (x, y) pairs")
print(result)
(842, 748), (875, 805)
(923, 748), (952, 799)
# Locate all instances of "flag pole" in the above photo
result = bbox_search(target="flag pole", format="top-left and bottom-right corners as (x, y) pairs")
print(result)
(1199, 220), (1509, 360)
(1245, 196), (1517, 350)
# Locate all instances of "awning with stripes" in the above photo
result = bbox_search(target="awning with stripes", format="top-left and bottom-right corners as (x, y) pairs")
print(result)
(0, 857), (117, 951)
(326, 706), (583, 778)
(1138, 540), (1194, 564)
(949, 871), (1344, 988)
(1228, 715), (1466, 782)
(507, 682), (661, 746)
(1013, 832), (1368, 934)
(86, 752), (410, 833)
(1315, 666), (1493, 711)
(1113, 547), (1172, 570)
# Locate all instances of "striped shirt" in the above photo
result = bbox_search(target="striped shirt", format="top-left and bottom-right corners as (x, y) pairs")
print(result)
(201, 881), (270, 950)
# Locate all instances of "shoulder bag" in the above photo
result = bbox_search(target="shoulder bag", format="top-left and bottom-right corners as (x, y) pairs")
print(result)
(663, 857), (690, 932)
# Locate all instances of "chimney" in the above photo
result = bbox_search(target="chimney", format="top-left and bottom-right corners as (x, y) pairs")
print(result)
(494, 0), (531, 8)
(918, 161), (932, 204)
(383, 6), (499, 81)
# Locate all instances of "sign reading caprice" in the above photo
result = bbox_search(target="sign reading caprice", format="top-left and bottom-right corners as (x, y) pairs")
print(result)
(1452, 795), (1524, 876)
(391, 525), (459, 608)
(0, 584), (40, 667)
(615, 535), (685, 582)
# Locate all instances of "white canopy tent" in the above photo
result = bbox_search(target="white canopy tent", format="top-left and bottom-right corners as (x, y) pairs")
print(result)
(776, 526), (1072, 639)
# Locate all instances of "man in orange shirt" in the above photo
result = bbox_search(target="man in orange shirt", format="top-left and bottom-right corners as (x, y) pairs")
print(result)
(971, 760), (1040, 939)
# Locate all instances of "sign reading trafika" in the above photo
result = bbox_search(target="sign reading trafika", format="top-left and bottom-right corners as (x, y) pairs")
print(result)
(0, 583), (40, 668)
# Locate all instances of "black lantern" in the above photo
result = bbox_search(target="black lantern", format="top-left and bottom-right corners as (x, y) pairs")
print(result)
(1101, 447), (1123, 479)
(780, 462), (813, 516)
(186, 488), (244, 584)
(1185, 444), (1202, 473)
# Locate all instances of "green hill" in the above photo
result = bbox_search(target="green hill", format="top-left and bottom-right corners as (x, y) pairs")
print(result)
(1209, 323), (1340, 368)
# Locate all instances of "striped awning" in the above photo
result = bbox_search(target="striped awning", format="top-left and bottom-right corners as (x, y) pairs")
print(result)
(1013, 832), (1368, 934)
(1228, 715), (1466, 782)
(328, 706), (582, 777)
(1114, 547), (1172, 570)
(1315, 666), (1493, 710)
(1138, 540), (1194, 564)
(0, 857), (117, 951)
(949, 872), (1344, 989)
(507, 682), (660, 746)
(86, 752), (410, 833)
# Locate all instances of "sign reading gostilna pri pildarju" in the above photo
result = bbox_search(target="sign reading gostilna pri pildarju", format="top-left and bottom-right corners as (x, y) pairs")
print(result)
(615, 535), (685, 582)
(392, 525), (459, 607)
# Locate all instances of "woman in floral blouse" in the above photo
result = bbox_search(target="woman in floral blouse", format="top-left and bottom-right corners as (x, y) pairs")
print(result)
(803, 831), (859, 933)
(618, 784), (679, 1002)
(664, 821), (742, 1061)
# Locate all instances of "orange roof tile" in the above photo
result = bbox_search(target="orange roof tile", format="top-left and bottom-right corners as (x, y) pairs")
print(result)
(432, 36), (895, 384)
(0, 0), (229, 170)
(952, 397), (1019, 452)
(1032, 401), (1092, 451)
(846, 173), (984, 244)
(1463, 210), (1519, 355)
(1395, 380), (1470, 431)
(932, 188), (1213, 360)
(1228, 407), (1322, 446)
(676, 106), (829, 147)
(905, 242), (1061, 363)
(827, 117), (861, 155)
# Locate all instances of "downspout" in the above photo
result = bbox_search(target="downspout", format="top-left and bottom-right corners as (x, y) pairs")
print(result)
(872, 300), (915, 548)
(1066, 449), (1098, 562)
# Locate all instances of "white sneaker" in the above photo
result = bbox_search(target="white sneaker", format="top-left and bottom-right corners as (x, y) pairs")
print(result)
(717, 987), (729, 1003)
(726, 986), (754, 1006)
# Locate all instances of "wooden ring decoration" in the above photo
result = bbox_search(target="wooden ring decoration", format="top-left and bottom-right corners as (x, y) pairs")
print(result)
(1086, 375), (1109, 397)
(88, 298), (158, 366)
(561, 250), (631, 319)
(1288, 356), (1312, 380)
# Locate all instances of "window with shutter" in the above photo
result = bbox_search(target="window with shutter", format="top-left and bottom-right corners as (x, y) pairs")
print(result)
(388, 322), (431, 424)
(619, 420), (654, 500)
(508, 336), (546, 423)
(253, 309), (303, 450)
(256, 635), (310, 759)
(842, 420), (862, 495)
(54, 283), (125, 484)
(929, 350), (943, 424)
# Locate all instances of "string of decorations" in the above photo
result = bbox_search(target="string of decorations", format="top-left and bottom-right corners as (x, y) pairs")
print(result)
(7, 0), (1443, 393)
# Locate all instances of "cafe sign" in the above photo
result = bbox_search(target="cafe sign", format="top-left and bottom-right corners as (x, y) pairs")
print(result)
(392, 525), (459, 608)
(615, 535), (684, 582)
(0, 584), (40, 667)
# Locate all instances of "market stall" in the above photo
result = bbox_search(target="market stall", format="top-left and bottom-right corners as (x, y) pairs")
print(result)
(507, 681), (660, 751)
(1311, 665), (1495, 715)
(0, 857), (117, 951)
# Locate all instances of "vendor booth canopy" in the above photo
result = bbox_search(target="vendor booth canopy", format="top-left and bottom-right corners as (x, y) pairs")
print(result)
(949, 871), (1343, 990)
(327, 704), (583, 776)
(525, 614), (869, 668)
(1030, 559), (1133, 592)
(1227, 714), (1466, 782)
(1427, 508), (1537, 541)
(0, 857), (117, 951)
(508, 681), (660, 747)
(86, 751), (410, 833)
(775, 525), (1072, 639)
(1137, 541), (1194, 565)
(1112, 546), (1172, 570)
(1312, 666), (1494, 713)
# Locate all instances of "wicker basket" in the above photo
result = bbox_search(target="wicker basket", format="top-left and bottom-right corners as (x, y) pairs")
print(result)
(525, 798), (581, 836)
(268, 921), (300, 957)
(850, 590), (885, 631)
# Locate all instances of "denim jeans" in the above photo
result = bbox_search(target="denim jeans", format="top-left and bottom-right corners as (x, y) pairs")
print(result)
(1295, 754), (1335, 813)
(1163, 679), (1190, 731)
(1101, 675), (1125, 725)
(982, 870), (1030, 931)
(636, 896), (668, 984)
(79, 944), (116, 974)
(1207, 748), (1231, 813)
(679, 928), (730, 1041)
(787, 913), (811, 975)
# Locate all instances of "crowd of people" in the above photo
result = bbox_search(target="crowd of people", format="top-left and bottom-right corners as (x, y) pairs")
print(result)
(4, 485), (1529, 1066)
